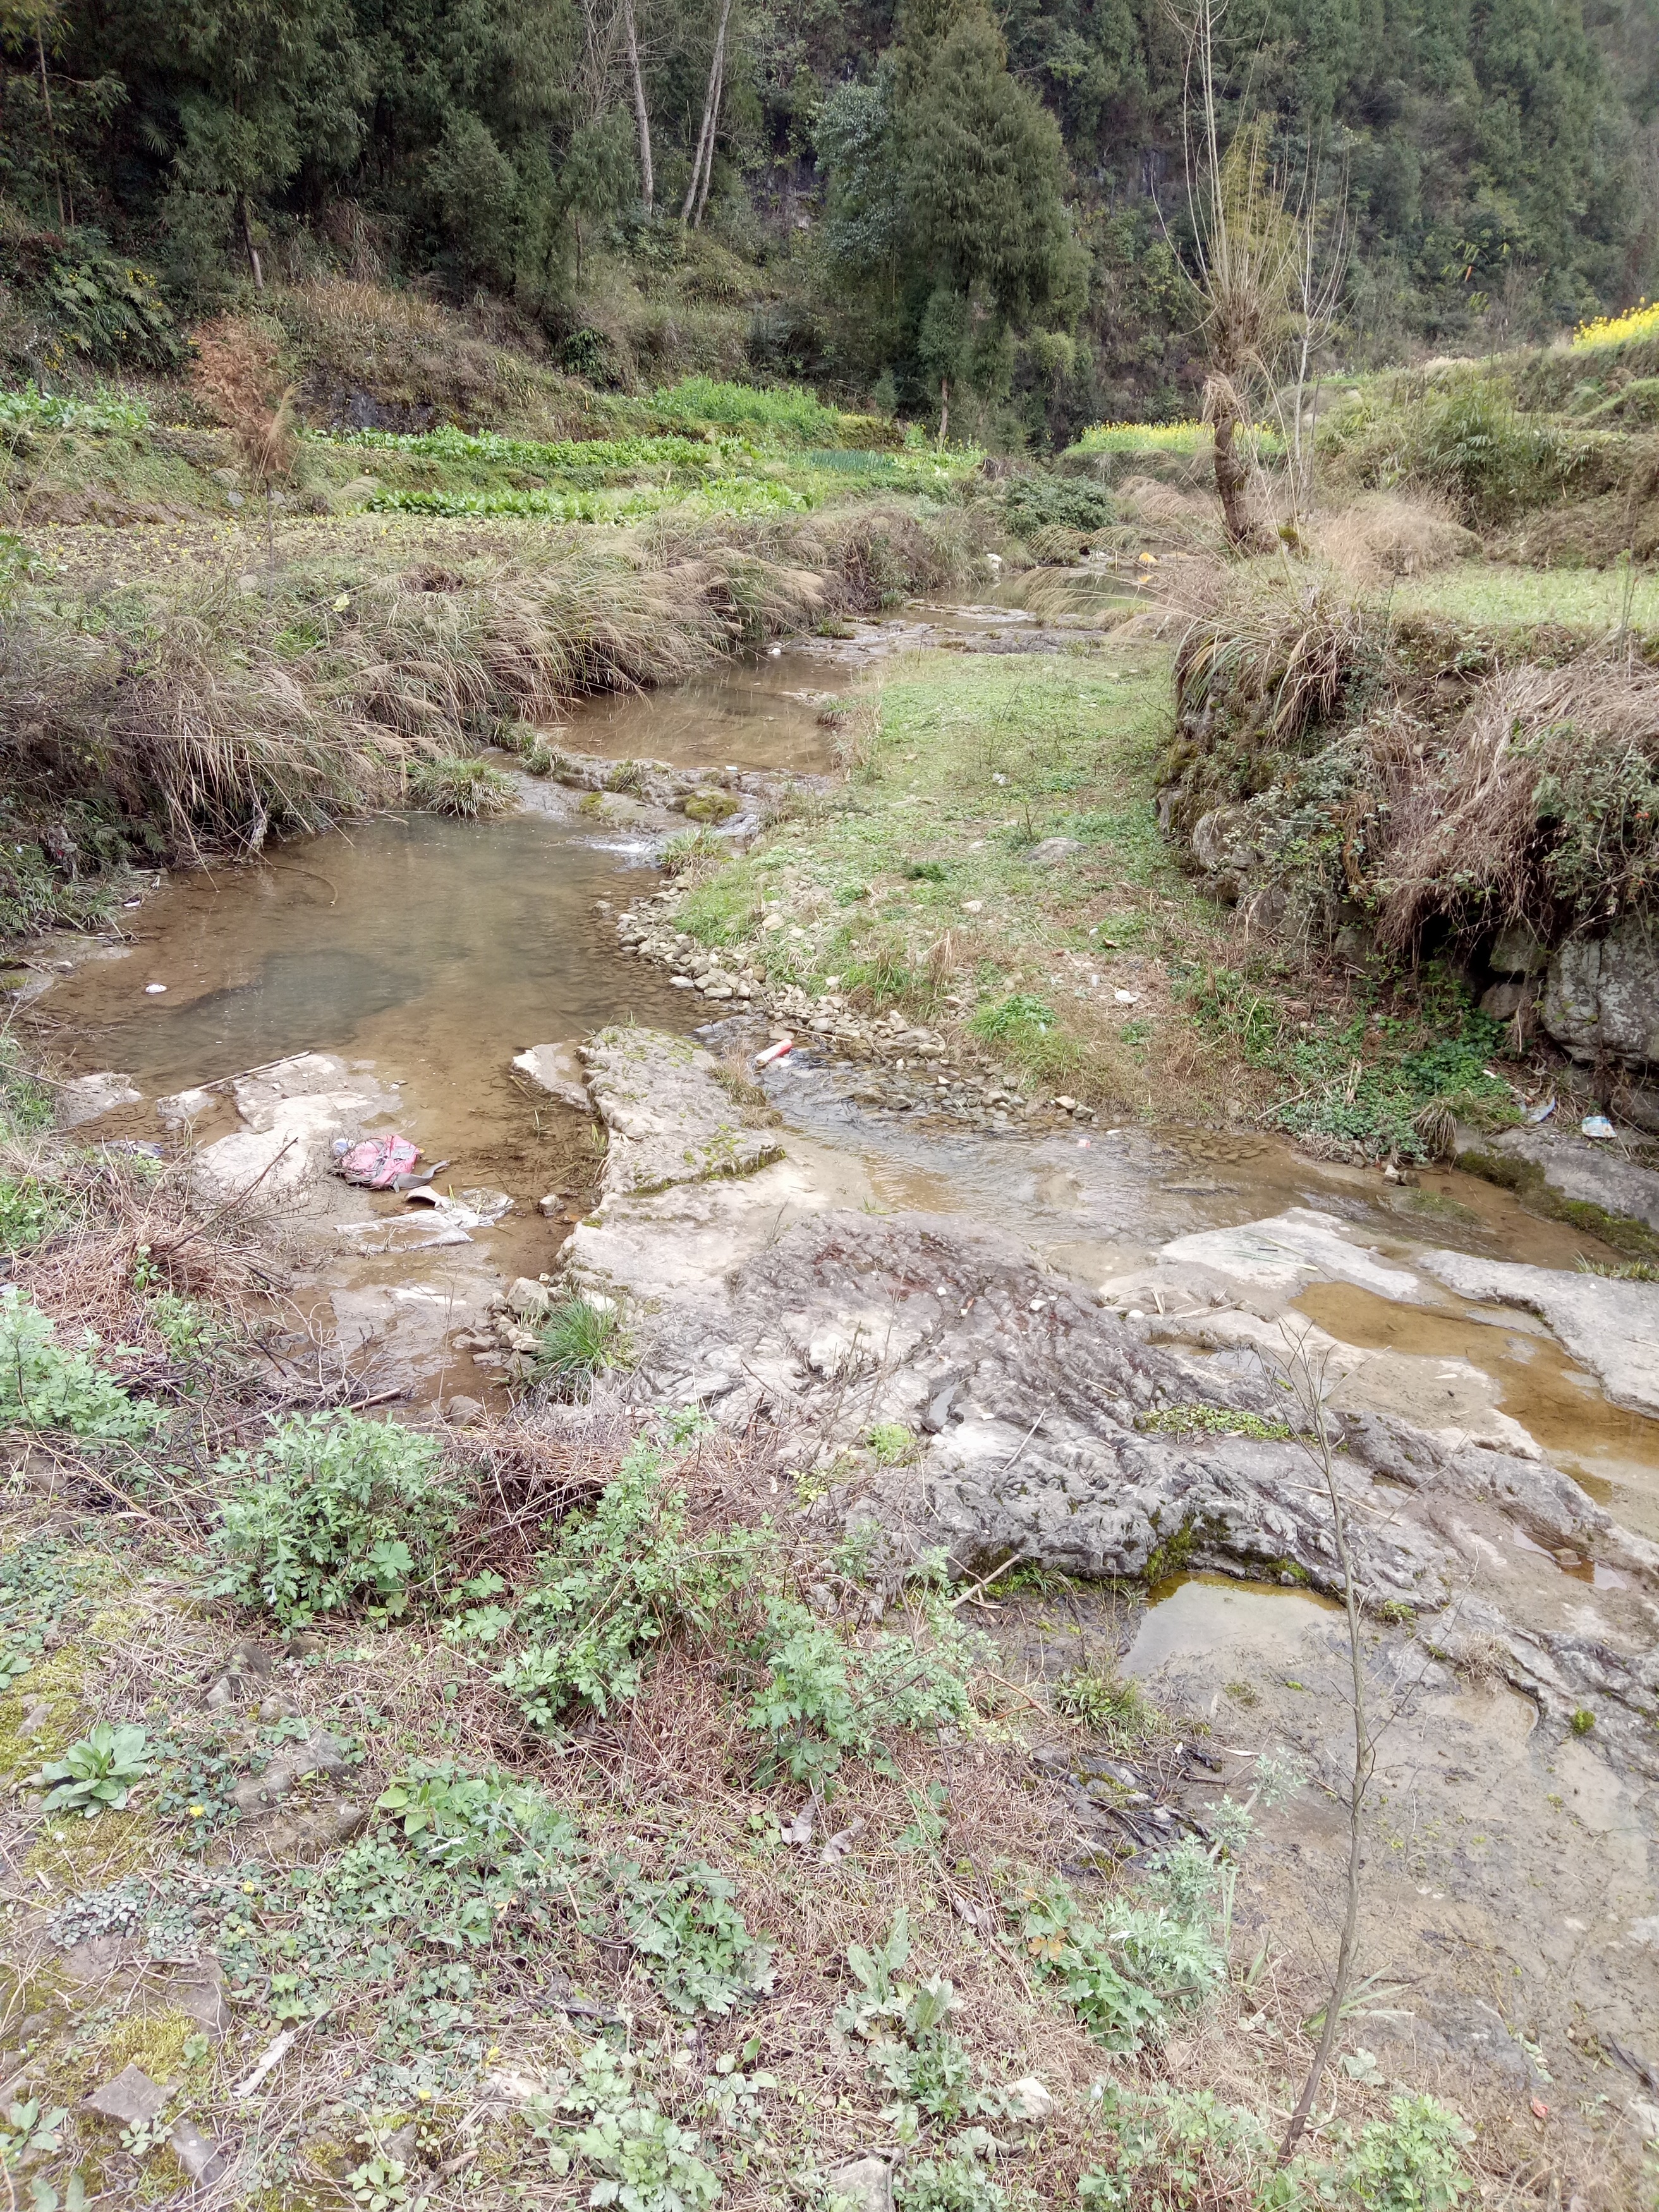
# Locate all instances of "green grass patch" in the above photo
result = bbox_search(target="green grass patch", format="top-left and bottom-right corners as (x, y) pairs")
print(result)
(1386, 561), (1659, 635)
(669, 648), (1203, 1106)
(1184, 964), (1517, 1161)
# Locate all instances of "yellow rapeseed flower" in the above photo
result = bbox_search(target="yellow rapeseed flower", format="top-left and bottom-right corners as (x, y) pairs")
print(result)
(1572, 300), (1659, 349)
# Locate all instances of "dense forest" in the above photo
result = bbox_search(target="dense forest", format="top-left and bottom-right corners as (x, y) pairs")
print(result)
(2, 0), (1658, 437)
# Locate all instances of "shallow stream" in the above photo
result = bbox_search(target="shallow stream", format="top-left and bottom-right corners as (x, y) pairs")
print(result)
(30, 605), (1659, 1548)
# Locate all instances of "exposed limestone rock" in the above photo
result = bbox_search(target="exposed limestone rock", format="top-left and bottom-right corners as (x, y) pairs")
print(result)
(54, 1070), (140, 1128)
(1543, 918), (1659, 1066)
(581, 1026), (784, 1194)
(1416, 1251), (1659, 1418)
(512, 1042), (592, 1111)
(1455, 1121), (1659, 1235)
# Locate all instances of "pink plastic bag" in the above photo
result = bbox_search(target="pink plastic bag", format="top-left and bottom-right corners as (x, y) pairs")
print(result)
(336, 1133), (420, 1188)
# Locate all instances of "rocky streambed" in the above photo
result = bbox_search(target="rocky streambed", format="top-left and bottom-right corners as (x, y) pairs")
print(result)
(22, 625), (1659, 2148)
(538, 1024), (1659, 2134)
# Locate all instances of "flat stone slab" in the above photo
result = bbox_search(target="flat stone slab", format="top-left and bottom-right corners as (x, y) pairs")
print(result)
(583, 1026), (784, 1196)
(1155, 1208), (1429, 1303)
(513, 1042), (591, 1111)
(1419, 1251), (1659, 1418)
(54, 1070), (141, 1128)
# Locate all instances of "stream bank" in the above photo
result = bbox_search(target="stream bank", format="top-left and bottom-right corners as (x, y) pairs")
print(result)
(7, 611), (1659, 2199)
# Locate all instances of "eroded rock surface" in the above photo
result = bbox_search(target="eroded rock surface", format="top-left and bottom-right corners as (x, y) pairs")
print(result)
(581, 1026), (784, 1193)
(556, 1031), (1659, 1779)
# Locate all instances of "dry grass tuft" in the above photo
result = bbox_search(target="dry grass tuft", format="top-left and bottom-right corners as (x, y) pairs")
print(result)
(1308, 490), (1480, 584)
(1367, 655), (1659, 949)
(191, 316), (298, 485)
(1174, 567), (1375, 752)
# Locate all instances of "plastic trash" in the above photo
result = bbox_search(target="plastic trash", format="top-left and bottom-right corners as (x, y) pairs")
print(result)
(336, 1132), (420, 1187)
(1524, 1097), (1557, 1124)
(1581, 1114), (1616, 1139)
(755, 1037), (793, 1069)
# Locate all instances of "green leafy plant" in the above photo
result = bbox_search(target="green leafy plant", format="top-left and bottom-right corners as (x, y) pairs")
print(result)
(1013, 1872), (1221, 2052)
(497, 1440), (750, 1730)
(748, 1595), (979, 1789)
(968, 992), (1054, 1043)
(622, 1863), (775, 2015)
(210, 1411), (465, 1625)
(0, 1287), (162, 1440)
(530, 2045), (720, 2212)
(1050, 1666), (1154, 1744)
(1336, 2095), (1473, 2211)
(894, 2144), (1007, 2212)
(865, 1421), (918, 1465)
(37, 1723), (154, 1817)
(835, 1912), (984, 2136)
(0, 2098), (68, 2170)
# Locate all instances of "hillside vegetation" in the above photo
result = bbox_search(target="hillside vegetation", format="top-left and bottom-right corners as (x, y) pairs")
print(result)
(4, 0), (1659, 444)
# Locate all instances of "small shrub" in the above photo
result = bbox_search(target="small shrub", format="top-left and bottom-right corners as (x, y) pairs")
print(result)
(0, 1173), (73, 1255)
(210, 1411), (465, 1625)
(1339, 2094), (1473, 2211)
(0, 1287), (162, 1440)
(748, 1595), (979, 1789)
(496, 1440), (752, 1730)
(37, 1723), (154, 1817)
(865, 1421), (918, 1465)
(533, 1297), (627, 1399)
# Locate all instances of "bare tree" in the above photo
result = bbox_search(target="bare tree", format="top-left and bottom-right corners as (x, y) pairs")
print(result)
(1171, 0), (1308, 549)
(1273, 1333), (1377, 2162)
(1278, 147), (1349, 531)
(622, 0), (653, 214)
(681, 0), (734, 227)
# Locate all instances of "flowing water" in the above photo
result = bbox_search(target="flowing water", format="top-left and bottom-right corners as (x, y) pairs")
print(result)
(29, 614), (1659, 1542)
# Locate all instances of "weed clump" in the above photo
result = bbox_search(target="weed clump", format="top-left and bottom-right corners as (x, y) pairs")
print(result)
(532, 1296), (628, 1398)
(407, 755), (516, 818)
(210, 1411), (465, 1626)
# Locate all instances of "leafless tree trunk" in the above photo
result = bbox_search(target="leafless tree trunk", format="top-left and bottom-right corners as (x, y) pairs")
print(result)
(1277, 1339), (1376, 2163)
(33, 23), (66, 229)
(622, 0), (653, 212)
(237, 193), (264, 291)
(692, 40), (724, 226)
(681, 0), (733, 224)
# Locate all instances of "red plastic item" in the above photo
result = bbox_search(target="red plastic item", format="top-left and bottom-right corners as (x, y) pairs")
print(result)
(337, 1133), (420, 1188)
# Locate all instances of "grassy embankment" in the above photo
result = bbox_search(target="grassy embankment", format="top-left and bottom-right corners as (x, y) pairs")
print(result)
(0, 1049), (1519, 2212)
(0, 348), (995, 943)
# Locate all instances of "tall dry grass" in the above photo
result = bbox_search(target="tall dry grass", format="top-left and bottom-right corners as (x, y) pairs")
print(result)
(1367, 655), (1659, 949)
(0, 505), (971, 860)
(1307, 489), (1480, 584)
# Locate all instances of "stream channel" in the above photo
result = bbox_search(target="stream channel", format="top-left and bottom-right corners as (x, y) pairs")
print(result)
(28, 597), (1659, 1596)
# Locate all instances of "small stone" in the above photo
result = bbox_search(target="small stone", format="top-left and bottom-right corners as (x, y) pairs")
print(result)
(443, 1394), (485, 1426)
(959, 899), (984, 914)
(506, 1277), (553, 1320)
(169, 2116), (229, 2184)
(258, 1693), (301, 1723)
(1004, 2076), (1055, 2122)
(825, 2154), (893, 2212)
(83, 2063), (169, 2127)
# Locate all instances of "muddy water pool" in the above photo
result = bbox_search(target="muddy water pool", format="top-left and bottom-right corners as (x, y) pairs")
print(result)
(30, 632), (1659, 1533)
